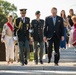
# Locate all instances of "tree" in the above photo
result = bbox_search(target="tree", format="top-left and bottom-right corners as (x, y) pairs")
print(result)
(0, 0), (18, 33)
(0, 14), (7, 33)
(0, 0), (17, 15)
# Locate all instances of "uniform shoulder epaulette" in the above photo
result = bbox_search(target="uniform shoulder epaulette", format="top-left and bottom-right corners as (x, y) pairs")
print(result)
(26, 17), (30, 21)
(40, 19), (44, 22)
(32, 19), (36, 21)
(26, 17), (29, 19)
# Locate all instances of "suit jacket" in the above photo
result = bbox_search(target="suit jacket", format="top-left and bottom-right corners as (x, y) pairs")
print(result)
(31, 19), (44, 42)
(14, 17), (30, 42)
(44, 16), (64, 40)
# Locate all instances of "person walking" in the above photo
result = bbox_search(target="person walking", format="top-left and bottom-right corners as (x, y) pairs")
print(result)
(1, 14), (14, 64)
(14, 9), (30, 66)
(44, 7), (64, 66)
(31, 11), (44, 64)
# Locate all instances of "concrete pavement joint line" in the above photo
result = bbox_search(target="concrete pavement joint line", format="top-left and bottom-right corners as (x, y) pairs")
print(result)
(0, 70), (76, 74)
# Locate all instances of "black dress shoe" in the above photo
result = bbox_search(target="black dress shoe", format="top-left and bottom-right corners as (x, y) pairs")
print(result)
(35, 61), (38, 65)
(21, 63), (24, 66)
(24, 60), (28, 65)
(40, 60), (43, 64)
(55, 63), (59, 66)
(48, 59), (51, 63)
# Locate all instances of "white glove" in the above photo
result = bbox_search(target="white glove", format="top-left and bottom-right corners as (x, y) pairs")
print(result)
(13, 36), (17, 41)
(1, 38), (5, 43)
(29, 29), (33, 33)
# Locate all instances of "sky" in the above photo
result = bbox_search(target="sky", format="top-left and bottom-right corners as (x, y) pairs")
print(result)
(6, 0), (76, 20)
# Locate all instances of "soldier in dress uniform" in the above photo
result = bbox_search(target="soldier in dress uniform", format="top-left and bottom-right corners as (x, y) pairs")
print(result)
(31, 11), (44, 64)
(14, 9), (30, 66)
(1, 14), (14, 64)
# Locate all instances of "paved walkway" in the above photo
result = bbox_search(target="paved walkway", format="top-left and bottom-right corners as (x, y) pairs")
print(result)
(0, 47), (76, 75)
(0, 70), (76, 75)
(0, 62), (76, 67)
(43, 47), (76, 62)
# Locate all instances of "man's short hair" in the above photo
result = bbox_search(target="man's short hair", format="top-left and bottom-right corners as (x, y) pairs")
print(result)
(51, 7), (57, 10)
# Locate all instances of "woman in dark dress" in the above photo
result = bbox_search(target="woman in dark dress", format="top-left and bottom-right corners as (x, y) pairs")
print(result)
(67, 9), (75, 27)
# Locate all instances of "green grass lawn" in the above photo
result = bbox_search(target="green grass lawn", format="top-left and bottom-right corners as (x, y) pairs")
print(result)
(30, 52), (34, 61)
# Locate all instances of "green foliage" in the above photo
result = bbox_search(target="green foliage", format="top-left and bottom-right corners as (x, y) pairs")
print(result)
(0, 0), (17, 15)
(0, 13), (7, 32)
(0, 0), (18, 33)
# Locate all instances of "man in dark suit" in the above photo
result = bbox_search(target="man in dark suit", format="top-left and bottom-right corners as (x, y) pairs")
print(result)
(44, 7), (64, 66)
(14, 9), (30, 66)
(31, 11), (44, 64)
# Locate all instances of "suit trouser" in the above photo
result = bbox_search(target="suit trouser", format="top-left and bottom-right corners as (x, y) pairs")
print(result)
(34, 41), (44, 62)
(18, 40), (30, 64)
(48, 34), (60, 64)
